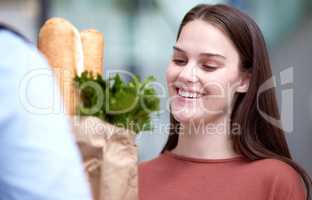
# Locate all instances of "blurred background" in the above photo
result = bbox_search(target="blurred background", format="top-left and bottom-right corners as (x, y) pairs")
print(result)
(1, 0), (312, 176)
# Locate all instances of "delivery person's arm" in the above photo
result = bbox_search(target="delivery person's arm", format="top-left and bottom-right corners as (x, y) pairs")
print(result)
(0, 30), (92, 200)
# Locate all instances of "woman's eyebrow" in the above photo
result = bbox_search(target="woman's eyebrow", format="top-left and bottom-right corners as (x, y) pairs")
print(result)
(173, 46), (226, 60)
(173, 46), (186, 53)
(200, 52), (226, 60)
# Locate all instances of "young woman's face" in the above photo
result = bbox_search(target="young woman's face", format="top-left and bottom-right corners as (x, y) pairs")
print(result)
(166, 19), (249, 125)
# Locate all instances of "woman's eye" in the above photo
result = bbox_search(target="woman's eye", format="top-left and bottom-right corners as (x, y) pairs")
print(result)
(201, 65), (217, 71)
(172, 59), (187, 66)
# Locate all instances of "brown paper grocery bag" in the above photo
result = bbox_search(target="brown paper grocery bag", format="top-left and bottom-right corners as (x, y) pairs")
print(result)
(72, 116), (138, 200)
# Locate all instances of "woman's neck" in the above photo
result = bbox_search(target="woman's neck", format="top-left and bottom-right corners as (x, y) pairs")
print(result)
(171, 116), (240, 159)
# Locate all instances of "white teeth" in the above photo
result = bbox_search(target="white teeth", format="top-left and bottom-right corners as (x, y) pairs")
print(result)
(178, 89), (203, 98)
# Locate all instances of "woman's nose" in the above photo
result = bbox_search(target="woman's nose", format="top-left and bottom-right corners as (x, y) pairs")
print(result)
(178, 62), (199, 83)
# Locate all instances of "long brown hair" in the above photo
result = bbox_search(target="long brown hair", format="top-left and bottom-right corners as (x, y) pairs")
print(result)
(161, 4), (311, 199)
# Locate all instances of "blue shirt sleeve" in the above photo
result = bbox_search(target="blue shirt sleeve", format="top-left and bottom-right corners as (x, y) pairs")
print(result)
(0, 30), (92, 200)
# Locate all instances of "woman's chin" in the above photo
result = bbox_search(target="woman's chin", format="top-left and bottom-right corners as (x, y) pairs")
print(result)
(171, 104), (224, 125)
(171, 109), (201, 124)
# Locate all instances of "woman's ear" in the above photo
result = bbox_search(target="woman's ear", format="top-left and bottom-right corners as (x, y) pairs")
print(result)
(236, 72), (251, 93)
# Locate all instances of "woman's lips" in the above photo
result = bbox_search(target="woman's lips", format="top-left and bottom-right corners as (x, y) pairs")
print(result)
(175, 87), (205, 101)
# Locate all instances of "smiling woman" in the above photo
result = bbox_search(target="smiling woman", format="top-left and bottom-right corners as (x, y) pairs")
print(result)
(167, 19), (247, 125)
(139, 3), (311, 200)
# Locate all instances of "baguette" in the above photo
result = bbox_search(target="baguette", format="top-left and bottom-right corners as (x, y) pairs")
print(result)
(80, 29), (104, 76)
(38, 17), (83, 115)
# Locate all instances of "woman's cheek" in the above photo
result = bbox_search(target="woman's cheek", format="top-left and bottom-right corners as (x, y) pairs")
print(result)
(166, 64), (178, 96)
(200, 72), (225, 96)
(204, 68), (237, 95)
(165, 65), (172, 84)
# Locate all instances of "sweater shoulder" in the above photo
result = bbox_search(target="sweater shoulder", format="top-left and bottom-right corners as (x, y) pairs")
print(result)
(251, 158), (306, 199)
(251, 158), (302, 180)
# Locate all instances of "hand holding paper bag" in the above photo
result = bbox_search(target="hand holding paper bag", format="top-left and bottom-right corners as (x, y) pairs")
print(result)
(73, 116), (138, 200)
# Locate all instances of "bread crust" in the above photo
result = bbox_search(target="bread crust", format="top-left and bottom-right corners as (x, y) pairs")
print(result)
(38, 18), (81, 115)
(80, 29), (104, 76)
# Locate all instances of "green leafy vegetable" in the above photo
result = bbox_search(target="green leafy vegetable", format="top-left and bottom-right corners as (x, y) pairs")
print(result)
(74, 71), (160, 134)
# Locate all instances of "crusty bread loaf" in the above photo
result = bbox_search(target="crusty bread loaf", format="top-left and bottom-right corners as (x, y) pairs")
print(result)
(80, 29), (104, 76)
(38, 18), (83, 115)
